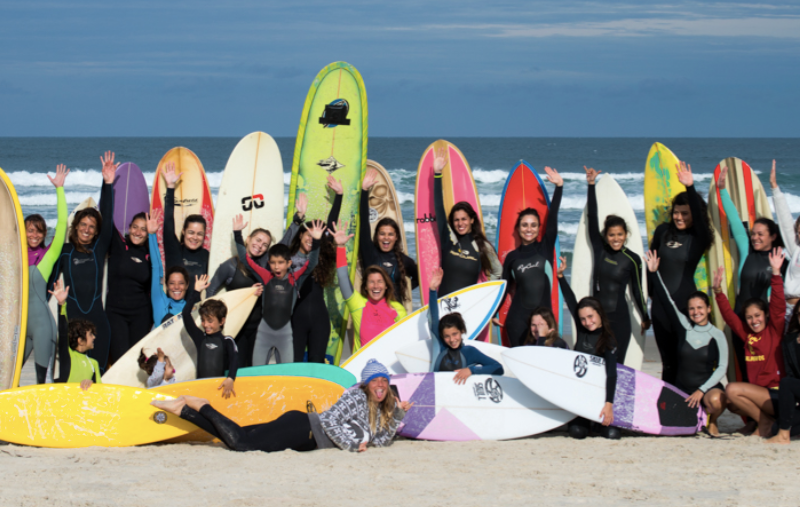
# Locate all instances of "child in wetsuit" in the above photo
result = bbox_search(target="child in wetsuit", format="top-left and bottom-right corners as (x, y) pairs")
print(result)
(54, 279), (101, 391)
(523, 307), (569, 348)
(138, 347), (176, 387)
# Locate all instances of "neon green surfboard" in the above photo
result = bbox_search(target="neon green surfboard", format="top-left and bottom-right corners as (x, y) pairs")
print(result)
(287, 62), (368, 365)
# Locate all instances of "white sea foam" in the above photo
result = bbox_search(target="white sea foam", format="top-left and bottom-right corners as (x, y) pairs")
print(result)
(472, 169), (509, 184)
(397, 191), (414, 204)
(479, 194), (501, 207)
(18, 191), (101, 206)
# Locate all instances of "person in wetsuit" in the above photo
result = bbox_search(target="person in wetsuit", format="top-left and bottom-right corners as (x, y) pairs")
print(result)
(648, 161), (713, 385)
(433, 146), (502, 296)
(359, 168), (418, 306)
(646, 251), (729, 436)
(23, 164), (69, 383)
(151, 359), (412, 453)
(162, 162), (209, 279)
(147, 210), (190, 326)
(208, 227), (272, 367)
(557, 256), (620, 440)
(51, 151), (117, 371)
(584, 167), (649, 364)
(767, 300), (800, 443)
(185, 274), (239, 398)
(495, 165), (563, 347)
(53, 282), (100, 391)
(523, 307), (569, 348)
(770, 160), (800, 325)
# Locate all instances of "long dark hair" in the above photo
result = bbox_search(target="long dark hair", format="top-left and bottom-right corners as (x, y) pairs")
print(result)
(668, 191), (714, 245)
(438, 312), (467, 346)
(787, 299), (800, 335)
(24, 214), (47, 237)
(138, 348), (158, 376)
(742, 297), (769, 332)
(524, 307), (559, 346)
(601, 215), (629, 245)
(290, 222), (337, 288)
(369, 218), (410, 304)
(753, 217), (784, 249)
(576, 297), (616, 354)
(360, 265), (398, 304)
(69, 208), (102, 254)
(448, 201), (496, 275)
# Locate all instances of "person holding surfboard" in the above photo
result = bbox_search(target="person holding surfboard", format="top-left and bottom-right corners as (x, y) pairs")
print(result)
(51, 151), (118, 371)
(648, 162), (712, 385)
(359, 168), (418, 305)
(433, 147), (503, 296)
(583, 166), (649, 365)
(23, 164), (69, 384)
(162, 162), (209, 279)
(147, 209), (191, 326)
(768, 160), (799, 325)
(332, 220), (407, 351)
(493, 165), (563, 347)
(645, 251), (729, 436)
(524, 308), (568, 348)
(713, 250), (786, 438)
(556, 256), (620, 439)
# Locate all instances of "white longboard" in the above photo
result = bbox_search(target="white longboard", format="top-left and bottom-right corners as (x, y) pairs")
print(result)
(102, 287), (258, 387)
(570, 174), (647, 369)
(207, 132), (284, 290)
(341, 281), (506, 377)
(395, 339), (514, 378)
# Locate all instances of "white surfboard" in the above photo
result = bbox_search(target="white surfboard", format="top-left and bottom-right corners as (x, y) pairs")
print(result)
(570, 174), (647, 369)
(393, 372), (573, 441)
(207, 132), (284, 289)
(102, 287), (258, 387)
(341, 281), (506, 377)
(395, 339), (514, 378)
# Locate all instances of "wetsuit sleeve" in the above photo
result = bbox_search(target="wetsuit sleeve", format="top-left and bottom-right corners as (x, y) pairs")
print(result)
(93, 182), (115, 260)
(296, 244), (319, 288)
(234, 230), (269, 284)
(55, 307), (70, 383)
(149, 233), (168, 324)
(38, 187), (68, 280)
(768, 275), (786, 339)
(428, 288), (442, 345)
(558, 275), (578, 319)
(279, 212), (304, 246)
(773, 187), (797, 257)
(604, 348), (617, 404)
(700, 330), (729, 393)
(327, 193), (343, 230)
(586, 184), (602, 254)
(402, 253), (419, 290)
(626, 250), (649, 321)
(358, 190), (379, 269)
(163, 188), (182, 269)
(433, 174), (453, 253)
(464, 347), (504, 375)
(207, 259), (235, 297)
(486, 246), (503, 281)
(715, 291), (747, 340)
(182, 288), (205, 349)
(225, 338), (238, 380)
(720, 188), (749, 279)
(686, 184), (712, 251)
(337, 246), (354, 300)
(654, 272), (691, 331)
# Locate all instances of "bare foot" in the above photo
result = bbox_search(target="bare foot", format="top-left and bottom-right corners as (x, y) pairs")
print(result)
(736, 420), (757, 435)
(151, 396), (187, 416)
(766, 430), (791, 445)
(706, 421), (721, 437)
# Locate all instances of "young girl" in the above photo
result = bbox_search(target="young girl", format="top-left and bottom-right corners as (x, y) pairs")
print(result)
(151, 359), (413, 453)
(524, 308), (568, 349)
(428, 268), (503, 384)
(148, 209), (190, 326)
(333, 220), (407, 351)
(138, 347), (176, 387)
(646, 251), (729, 436)
(557, 256), (620, 440)
(162, 162), (209, 279)
(713, 249), (786, 437)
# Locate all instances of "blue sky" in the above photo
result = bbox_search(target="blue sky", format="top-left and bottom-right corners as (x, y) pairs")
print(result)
(1, 1), (799, 136)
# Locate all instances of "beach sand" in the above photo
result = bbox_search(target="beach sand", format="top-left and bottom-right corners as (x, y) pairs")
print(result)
(3, 336), (797, 506)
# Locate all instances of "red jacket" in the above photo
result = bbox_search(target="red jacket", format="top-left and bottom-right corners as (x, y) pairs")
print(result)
(716, 275), (785, 389)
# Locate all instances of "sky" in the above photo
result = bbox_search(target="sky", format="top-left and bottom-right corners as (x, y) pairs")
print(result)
(1, 1), (799, 137)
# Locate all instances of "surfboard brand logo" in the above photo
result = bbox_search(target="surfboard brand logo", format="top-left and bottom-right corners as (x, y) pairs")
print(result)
(241, 194), (265, 211)
(131, 257), (143, 263)
(441, 297), (460, 312)
(174, 198), (198, 207)
(154, 411), (168, 424)
(73, 258), (93, 266)
(205, 343), (219, 350)
(416, 213), (436, 223)
(473, 378), (503, 403)
(319, 99), (350, 127)
(317, 156), (345, 174)
(574, 355), (588, 378)
(666, 240), (683, 249)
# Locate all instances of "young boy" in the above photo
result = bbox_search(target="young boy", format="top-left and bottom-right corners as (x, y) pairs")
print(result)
(185, 274), (238, 398)
(52, 280), (100, 390)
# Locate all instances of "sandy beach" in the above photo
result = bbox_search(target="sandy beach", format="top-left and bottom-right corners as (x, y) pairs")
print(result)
(2, 336), (797, 506)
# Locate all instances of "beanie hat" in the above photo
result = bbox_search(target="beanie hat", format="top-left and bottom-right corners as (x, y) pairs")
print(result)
(361, 359), (390, 385)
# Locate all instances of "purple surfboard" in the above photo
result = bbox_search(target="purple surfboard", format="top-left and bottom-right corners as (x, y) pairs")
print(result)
(113, 162), (150, 233)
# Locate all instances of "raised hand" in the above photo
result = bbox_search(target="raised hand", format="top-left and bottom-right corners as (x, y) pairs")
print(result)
(645, 250), (660, 273)
(331, 220), (353, 245)
(307, 219), (328, 241)
(362, 168), (378, 191)
(712, 266), (724, 292)
(557, 256), (567, 278)
(194, 274), (210, 293)
(47, 164), (70, 188)
(770, 247), (785, 274)
(399, 400), (414, 411)
(770, 160), (778, 189)
(48, 279), (70, 305)
(100, 151), (119, 184)
(433, 145), (447, 175)
(146, 210), (161, 234)
(232, 214), (248, 232)
(157, 347), (165, 362)
(584, 165), (602, 185)
(717, 166), (728, 191)
(296, 193), (308, 218)
(429, 267), (443, 291)
(676, 161), (694, 187)
(163, 161), (182, 189)
(544, 166), (563, 187)
(327, 175), (344, 195)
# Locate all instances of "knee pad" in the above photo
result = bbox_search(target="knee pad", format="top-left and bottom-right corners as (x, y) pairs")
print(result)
(569, 423), (589, 440)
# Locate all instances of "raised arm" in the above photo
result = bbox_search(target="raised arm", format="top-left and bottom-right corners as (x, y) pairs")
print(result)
(427, 268), (443, 346)
(768, 250), (787, 338)
(148, 220), (169, 323)
(712, 267), (747, 339)
(94, 152), (117, 259)
(233, 215), (269, 284)
(280, 193), (307, 246)
(678, 162), (711, 251)
(585, 174), (603, 253)
(718, 169), (749, 278)
(333, 220), (356, 299)
(433, 148), (450, 247)
(359, 170), (380, 269)
(162, 162), (182, 269)
(771, 161), (797, 257)
(39, 165), (70, 280)
(543, 166), (564, 254)
(556, 257), (578, 318)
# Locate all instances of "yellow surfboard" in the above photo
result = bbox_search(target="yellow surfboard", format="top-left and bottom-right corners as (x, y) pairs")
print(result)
(0, 167), (28, 390)
(153, 376), (344, 443)
(0, 384), (196, 448)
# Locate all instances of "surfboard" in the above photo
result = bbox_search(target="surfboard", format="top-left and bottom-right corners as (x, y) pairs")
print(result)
(392, 372), (573, 441)
(208, 132), (284, 287)
(285, 61), (368, 365)
(571, 174), (647, 369)
(415, 140), (484, 307)
(503, 347), (705, 435)
(0, 167), (28, 389)
(113, 162), (150, 233)
(495, 160), (562, 344)
(101, 287), (258, 387)
(644, 142), (709, 293)
(395, 339), (514, 378)
(153, 376), (344, 443)
(341, 281), (506, 377)
(235, 363), (357, 388)
(150, 147), (214, 268)
(0, 384), (196, 448)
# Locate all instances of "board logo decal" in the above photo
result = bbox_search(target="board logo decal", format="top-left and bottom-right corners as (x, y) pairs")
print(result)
(416, 213), (436, 223)
(369, 207), (379, 223)
(241, 194), (265, 211)
(473, 378), (503, 403)
(317, 156), (345, 174)
(174, 198), (199, 207)
(441, 297), (460, 312)
(153, 411), (168, 424)
(574, 355), (588, 378)
(319, 99), (350, 127)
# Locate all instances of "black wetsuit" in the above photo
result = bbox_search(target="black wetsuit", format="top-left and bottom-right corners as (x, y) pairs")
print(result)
(182, 288), (238, 380)
(52, 182), (114, 371)
(164, 188), (209, 279)
(105, 228), (153, 364)
(207, 256), (263, 368)
(501, 186), (562, 347)
(587, 184), (648, 364)
(529, 336), (569, 349)
(648, 185), (712, 384)
(777, 333), (800, 434)
(358, 189), (418, 302)
(736, 249), (788, 313)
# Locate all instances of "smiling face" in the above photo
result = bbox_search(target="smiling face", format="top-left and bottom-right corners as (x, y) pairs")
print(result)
(672, 204), (693, 230)
(452, 210), (474, 235)
(299, 230), (313, 254)
(531, 314), (553, 338)
(605, 225), (627, 252)
(442, 325), (463, 349)
(750, 223), (776, 252)
(366, 272), (387, 302)
(517, 214), (540, 245)
(76, 216), (98, 245)
(26, 223), (45, 249)
(201, 315), (225, 335)
(578, 307), (601, 332)
(687, 297), (710, 326)
(183, 222), (206, 251)
(247, 231), (271, 258)
(376, 225), (397, 253)
(166, 272), (188, 301)
(367, 376), (389, 402)
(128, 217), (148, 246)
(745, 305), (766, 333)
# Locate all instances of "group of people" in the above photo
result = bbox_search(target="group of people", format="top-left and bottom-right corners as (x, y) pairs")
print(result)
(18, 147), (800, 454)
